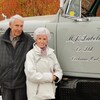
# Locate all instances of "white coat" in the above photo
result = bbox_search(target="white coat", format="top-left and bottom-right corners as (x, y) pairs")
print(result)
(24, 45), (62, 100)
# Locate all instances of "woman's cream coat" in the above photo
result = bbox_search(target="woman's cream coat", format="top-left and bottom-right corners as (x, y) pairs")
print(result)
(24, 45), (63, 100)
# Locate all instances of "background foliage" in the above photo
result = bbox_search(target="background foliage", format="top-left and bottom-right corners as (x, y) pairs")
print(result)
(0, 0), (59, 20)
(0, 0), (100, 20)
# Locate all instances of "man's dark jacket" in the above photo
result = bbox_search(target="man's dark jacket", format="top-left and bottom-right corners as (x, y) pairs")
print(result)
(0, 28), (34, 89)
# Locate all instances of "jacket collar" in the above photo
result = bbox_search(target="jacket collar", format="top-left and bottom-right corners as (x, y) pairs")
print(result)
(34, 44), (54, 56)
(1, 28), (26, 43)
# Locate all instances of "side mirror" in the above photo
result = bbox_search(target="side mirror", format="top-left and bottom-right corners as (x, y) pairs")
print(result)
(2, 13), (7, 20)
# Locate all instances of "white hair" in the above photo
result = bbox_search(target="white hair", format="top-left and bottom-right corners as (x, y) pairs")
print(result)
(9, 14), (24, 24)
(34, 27), (51, 40)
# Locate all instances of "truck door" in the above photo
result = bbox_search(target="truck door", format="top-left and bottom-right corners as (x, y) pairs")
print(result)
(57, 0), (100, 78)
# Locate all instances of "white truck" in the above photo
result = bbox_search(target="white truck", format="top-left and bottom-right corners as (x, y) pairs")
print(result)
(0, 0), (100, 100)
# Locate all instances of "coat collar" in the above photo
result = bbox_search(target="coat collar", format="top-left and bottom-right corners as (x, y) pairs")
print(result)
(34, 44), (54, 56)
(1, 28), (26, 43)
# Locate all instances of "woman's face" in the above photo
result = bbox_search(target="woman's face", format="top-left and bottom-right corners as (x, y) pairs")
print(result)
(36, 34), (48, 49)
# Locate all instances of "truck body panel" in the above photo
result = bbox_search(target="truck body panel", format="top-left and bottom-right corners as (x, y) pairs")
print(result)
(57, 16), (100, 78)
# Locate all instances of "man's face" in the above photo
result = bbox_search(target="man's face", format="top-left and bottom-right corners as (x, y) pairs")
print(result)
(36, 34), (48, 49)
(9, 19), (24, 37)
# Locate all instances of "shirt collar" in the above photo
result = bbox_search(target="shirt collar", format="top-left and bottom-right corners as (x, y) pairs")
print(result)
(10, 34), (19, 41)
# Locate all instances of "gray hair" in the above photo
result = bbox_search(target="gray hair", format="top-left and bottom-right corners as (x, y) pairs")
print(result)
(9, 14), (24, 24)
(34, 27), (51, 40)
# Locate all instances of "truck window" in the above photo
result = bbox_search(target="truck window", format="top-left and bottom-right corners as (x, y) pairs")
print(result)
(96, 5), (100, 16)
(65, 0), (81, 17)
(82, 0), (95, 16)
(82, 0), (100, 17)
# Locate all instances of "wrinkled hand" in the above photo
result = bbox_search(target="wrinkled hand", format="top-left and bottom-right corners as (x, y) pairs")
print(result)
(52, 69), (57, 81)
(53, 75), (57, 81)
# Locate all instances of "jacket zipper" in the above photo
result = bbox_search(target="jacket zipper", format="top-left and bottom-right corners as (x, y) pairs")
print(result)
(36, 84), (39, 95)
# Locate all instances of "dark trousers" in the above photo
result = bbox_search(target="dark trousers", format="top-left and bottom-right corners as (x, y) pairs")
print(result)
(1, 87), (27, 100)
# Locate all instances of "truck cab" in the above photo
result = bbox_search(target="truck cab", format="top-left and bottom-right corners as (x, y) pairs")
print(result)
(0, 0), (100, 100)
(56, 0), (100, 78)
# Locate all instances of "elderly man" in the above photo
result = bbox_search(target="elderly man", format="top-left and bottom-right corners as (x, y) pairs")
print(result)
(0, 14), (34, 100)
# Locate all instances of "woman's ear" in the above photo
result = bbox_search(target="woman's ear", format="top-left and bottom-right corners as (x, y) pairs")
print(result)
(9, 22), (12, 28)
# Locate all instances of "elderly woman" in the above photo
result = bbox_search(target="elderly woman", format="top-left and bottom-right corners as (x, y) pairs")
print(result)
(24, 27), (63, 100)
